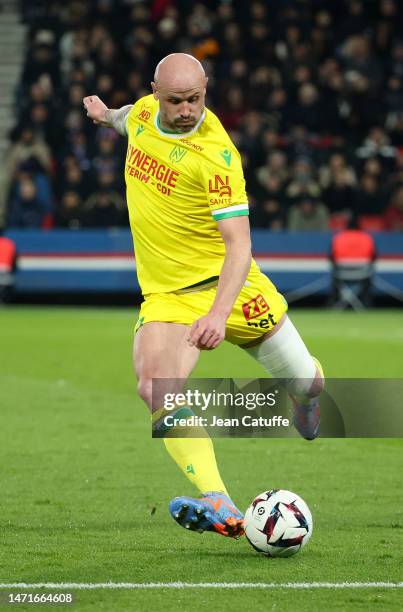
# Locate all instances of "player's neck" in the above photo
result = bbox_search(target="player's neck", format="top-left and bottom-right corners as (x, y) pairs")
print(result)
(157, 114), (182, 134)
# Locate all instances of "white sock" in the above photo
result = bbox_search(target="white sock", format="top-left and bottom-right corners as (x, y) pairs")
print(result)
(243, 317), (318, 397)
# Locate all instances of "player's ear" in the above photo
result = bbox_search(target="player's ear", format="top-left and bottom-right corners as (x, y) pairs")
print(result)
(151, 82), (159, 100)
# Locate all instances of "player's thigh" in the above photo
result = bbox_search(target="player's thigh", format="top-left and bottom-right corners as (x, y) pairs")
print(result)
(134, 322), (200, 409)
(133, 321), (200, 380)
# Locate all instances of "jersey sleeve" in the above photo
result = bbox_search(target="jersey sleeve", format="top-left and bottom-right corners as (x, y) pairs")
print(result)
(199, 144), (249, 221)
(125, 95), (156, 137)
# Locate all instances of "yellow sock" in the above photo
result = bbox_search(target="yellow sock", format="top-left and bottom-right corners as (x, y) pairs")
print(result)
(164, 436), (228, 495)
(152, 407), (228, 495)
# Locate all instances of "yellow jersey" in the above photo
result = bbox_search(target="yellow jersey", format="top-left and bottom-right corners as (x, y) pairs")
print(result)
(125, 94), (256, 294)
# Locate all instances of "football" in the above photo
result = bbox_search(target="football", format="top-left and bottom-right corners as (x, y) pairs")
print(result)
(244, 489), (313, 557)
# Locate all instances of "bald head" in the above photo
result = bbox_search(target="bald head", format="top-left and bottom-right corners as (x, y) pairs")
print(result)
(151, 53), (208, 133)
(154, 53), (206, 91)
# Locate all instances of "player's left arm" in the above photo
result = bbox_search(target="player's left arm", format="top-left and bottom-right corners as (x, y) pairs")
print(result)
(188, 216), (251, 350)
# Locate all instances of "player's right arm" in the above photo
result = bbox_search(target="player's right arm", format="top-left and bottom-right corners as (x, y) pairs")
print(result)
(83, 95), (133, 136)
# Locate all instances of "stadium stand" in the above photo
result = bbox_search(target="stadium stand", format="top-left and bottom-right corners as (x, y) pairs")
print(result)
(1, 0), (403, 233)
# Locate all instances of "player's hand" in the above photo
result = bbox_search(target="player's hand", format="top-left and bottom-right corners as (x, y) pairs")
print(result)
(83, 95), (109, 125)
(188, 312), (227, 350)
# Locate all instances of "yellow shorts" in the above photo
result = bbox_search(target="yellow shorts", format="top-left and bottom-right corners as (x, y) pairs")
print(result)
(135, 268), (288, 346)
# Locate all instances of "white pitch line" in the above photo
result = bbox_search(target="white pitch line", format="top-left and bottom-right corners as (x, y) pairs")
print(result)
(0, 582), (402, 590)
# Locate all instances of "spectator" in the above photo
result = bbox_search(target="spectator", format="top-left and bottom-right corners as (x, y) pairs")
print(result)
(238, 111), (266, 160)
(340, 34), (384, 130)
(323, 171), (356, 216)
(3, 126), (53, 226)
(284, 126), (316, 162)
(338, 1), (368, 40)
(26, 103), (55, 146)
(251, 176), (287, 229)
(362, 157), (385, 181)
(384, 76), (403, 115)
(68, 132), (91, 172)
(286, 158), (322, 202)
(353, 174), (387, 216)
(289, 83), (326, 134)
(388, 38), (403, 80)
(319, 153), (357, 189)
(265, 87), (289, 133)
(6, 126), (51, 180)
(260, 128), (282, 160)
(20, 39), (59, 91)
(57, 191), (85, 229)
(58, 162), (89, 200)
(288, 196), (329, 231)
(341, 34), (382, 94)
(356, 126), (397, 166)
(386, 109), (403, 146)
(18, 77), (54, 119)
(92, 135), (121, 180)
(256, 151), (289, 189)
(7, 177), (49, 228)
(84, 187), (126, 228)
(219, 86), (245, 130)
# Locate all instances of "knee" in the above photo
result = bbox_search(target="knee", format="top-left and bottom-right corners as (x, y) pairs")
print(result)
(137, 377), (153, 409)
(137, 376), (182, 411)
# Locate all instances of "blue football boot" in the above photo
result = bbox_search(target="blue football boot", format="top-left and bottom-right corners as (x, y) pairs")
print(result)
(292, 396), (320, 440)
(169, 491), (244, 538)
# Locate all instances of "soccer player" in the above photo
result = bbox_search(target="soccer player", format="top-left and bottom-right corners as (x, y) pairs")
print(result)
(83, 53), (324, 539)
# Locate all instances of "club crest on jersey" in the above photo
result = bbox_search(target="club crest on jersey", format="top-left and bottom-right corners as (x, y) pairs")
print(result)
(169, 145), (187, 163)
(242, 294), (270, 321)
(208, 175), (232, 197)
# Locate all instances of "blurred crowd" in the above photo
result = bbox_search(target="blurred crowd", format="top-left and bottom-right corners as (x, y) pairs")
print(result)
(3, 0), (403, 231)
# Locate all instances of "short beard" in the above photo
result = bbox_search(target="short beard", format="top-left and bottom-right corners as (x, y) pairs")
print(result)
(173, 121), (196, 133)
(160, 112), (199, 133)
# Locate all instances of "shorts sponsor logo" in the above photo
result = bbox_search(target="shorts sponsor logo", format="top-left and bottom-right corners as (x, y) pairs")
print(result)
(242, 294), (270, 320)
(246, 314), (277, 329)
(208, 175), (232, 198)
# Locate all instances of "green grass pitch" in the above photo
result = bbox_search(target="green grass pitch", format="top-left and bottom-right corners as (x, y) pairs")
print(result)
(0, 307), (402, 611)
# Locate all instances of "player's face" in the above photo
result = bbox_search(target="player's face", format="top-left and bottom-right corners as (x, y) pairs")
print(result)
(153, 84), (206, 133)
